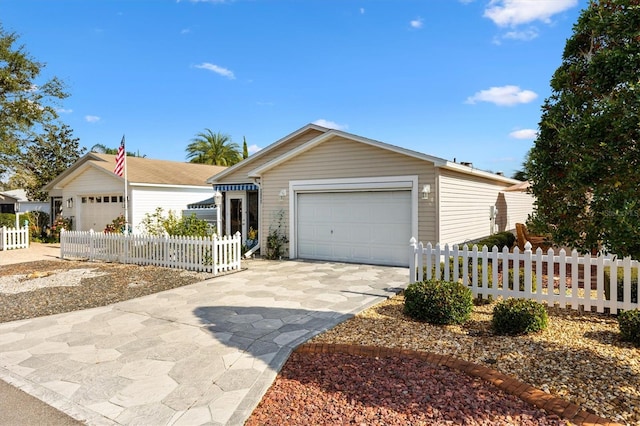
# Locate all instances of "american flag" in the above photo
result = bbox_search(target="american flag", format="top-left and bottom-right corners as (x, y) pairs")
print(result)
(114, 136), (125, 177)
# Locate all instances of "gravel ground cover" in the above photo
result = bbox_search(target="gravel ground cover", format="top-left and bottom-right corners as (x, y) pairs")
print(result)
(1, 259), (638, 425)
(0, 260), (215, 322)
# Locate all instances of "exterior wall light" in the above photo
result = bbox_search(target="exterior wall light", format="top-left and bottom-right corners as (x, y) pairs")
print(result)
(66, 197), (74, 208)
(279, 189), (287, 201)
(421, 184), (431, 200)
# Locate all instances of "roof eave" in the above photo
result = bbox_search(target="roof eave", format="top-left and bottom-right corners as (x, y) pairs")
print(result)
(440, 162), (521, 184)
(42, 152), (107, 191)
(248, 129), (449, 177)
(44, 161), (121, 191)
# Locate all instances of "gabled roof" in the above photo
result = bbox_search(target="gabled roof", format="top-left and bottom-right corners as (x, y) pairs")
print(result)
(207, 123), (520, 186)
(206, 123), (328, 184)
(43, 152), (227, 190)
(247, 128), (450, 178)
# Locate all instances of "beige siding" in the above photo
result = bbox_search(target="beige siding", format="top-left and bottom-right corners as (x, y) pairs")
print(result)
(501, 192), (535, 231)
(438, 169), (513, 245)
(259, 136), (437, 254)
(216, 128), (326, 184)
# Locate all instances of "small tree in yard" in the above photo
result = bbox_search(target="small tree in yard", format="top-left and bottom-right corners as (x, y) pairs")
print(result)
(526, 0), (640, 258)
(139, 207), (211, 237)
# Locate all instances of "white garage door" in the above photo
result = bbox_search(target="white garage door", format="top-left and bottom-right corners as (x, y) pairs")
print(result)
(297, 191), (411, 266)
(80, 195), (123, 231)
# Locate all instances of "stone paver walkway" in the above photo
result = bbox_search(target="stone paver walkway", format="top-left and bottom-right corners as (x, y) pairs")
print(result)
(0, 259), (408, 425)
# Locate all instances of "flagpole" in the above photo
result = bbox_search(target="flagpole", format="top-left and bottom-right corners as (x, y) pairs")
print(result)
(123, 135), (129, 233)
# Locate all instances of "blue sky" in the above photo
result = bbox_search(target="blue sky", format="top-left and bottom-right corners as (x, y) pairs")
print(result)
(2, 0), (587, 177)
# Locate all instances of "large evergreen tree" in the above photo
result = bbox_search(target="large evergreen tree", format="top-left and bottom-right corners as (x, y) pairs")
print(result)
(0, 24), (68, 175)
(186, 129), (241, 166)
(526, 0), (640, 258)
(18, 122), (85, 200)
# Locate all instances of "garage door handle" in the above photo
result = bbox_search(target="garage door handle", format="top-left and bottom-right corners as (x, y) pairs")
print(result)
(330, 230), (333, 234)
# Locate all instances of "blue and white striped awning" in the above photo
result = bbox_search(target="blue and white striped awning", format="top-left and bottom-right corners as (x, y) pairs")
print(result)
(213, 183), (259, 192)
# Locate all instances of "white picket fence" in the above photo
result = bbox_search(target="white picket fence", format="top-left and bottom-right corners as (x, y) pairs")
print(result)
(410, 239), (640, 315)
(60, 230), (242, 275)
(0, 226), (29, 251)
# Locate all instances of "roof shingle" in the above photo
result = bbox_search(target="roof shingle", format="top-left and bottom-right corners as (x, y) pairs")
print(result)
(90, 154), (226, 186)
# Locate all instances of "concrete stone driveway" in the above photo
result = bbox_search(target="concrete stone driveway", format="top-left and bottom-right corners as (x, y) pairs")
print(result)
(0, 259), (408, 425)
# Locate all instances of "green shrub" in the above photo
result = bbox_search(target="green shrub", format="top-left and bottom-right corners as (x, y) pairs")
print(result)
(26, 211), (50, 241)
(507, 268), (538, 292)
(403, 279), (473, 325)
(0, 213), (15, 228)
(139, 208), (212, 237)
(492, 298), (548, 335)
(474, 263), (537, 292)
(604, 267), (638, 304)
(425, 256), (470, 281)
(618, 309), (640, 346)
(475, 231), (516, 251)
(50, 215), (72, 242)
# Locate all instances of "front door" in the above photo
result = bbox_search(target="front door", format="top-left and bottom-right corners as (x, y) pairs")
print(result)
(226, 193), (246, 238)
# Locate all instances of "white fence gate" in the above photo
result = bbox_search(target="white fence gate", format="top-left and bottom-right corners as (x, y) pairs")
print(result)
(61, 230), (242, 275)
(0, 226), (29, 251)
(410, 239), (640, 315)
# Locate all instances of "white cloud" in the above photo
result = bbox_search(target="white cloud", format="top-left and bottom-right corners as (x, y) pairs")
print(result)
(312, 119), (348, 131)
(509, 128), (538, 139)
(503, 27), (539, 41)
(180, 28), (191, 35)
(248, 144), (262, 155)
(484, 0), (578, 27)
(85, 115), (100, 123)
(57, 108), (73, 114)
(360, 7), (365, 14)
(410, 18), (423, 29)
(465, 85), (537, 106)
(194, 62), (235, 79)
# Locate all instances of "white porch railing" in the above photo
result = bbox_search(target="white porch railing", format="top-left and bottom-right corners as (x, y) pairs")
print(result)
(410, 239), (640, 315)
(0, 226), (29, 251)
(60, 230), (242, 274)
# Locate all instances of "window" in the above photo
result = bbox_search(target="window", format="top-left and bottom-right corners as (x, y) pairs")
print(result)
(82, 197), (87, 203)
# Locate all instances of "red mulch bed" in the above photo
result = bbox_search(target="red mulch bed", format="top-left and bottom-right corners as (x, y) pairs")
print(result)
(246, 352), (568, 425)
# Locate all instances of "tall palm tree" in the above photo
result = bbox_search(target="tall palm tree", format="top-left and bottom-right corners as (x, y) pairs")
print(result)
(186, 129), (241, 166)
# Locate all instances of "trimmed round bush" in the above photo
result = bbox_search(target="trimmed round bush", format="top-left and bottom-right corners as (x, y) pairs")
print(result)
(492, 298), (548, 335)
(618, 309), (640, 346)
(403, 279), (473, 325)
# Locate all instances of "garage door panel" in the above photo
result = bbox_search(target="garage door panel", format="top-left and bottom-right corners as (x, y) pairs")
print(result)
(81, 195), (123, 231)
(297, 191), (411, 267)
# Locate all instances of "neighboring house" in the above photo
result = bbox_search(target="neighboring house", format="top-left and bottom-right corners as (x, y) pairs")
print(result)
(43, 153), (226, 232)
(0, 189), (50, 215)
(206, 124), (535, 267)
